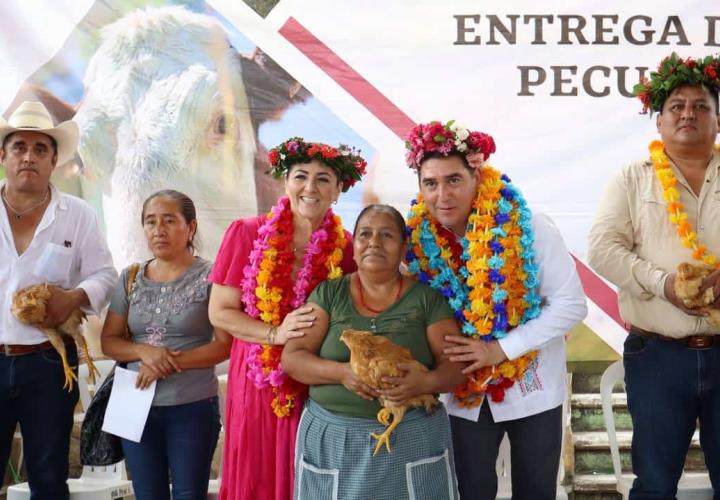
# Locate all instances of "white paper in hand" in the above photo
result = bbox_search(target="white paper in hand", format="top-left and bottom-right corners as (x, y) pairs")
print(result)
(102, 366), (156, 442)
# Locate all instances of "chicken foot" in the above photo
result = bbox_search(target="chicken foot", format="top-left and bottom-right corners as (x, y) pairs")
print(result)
(371, 406), (406, 456)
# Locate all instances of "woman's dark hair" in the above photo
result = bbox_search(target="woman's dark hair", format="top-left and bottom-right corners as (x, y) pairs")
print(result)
(353, 204), (407, 240)
(417, 150), (473, 178)
(286, 160), (342, 187)
(141, 189), (199, 254)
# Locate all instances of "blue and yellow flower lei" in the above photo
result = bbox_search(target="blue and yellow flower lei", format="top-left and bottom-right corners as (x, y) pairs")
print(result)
(406, 165), (541, 405)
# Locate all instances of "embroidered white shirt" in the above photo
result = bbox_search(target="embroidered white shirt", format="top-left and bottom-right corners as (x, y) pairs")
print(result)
(443, 213), (588, 422)
(0, 182), (117, 345)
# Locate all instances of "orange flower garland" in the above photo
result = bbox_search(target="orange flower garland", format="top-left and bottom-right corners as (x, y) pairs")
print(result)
(243, 196), (347, 417)
(406, 165), (541, 405)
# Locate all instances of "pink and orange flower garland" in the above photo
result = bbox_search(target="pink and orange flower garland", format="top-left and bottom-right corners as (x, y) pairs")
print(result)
(242, 196), (346, 417)
(649, 140), (720, 268)
(406, 165), (541, 405)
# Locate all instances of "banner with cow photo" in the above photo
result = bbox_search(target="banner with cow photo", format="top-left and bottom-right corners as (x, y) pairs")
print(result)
(1, 0), (718, 351)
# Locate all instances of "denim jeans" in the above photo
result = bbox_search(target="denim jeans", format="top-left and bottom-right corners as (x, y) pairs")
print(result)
(0, 345), (79, 500)
(121, 395), (221, 500)
(450, 400), (562, 500)
(624, 333), (720, 499)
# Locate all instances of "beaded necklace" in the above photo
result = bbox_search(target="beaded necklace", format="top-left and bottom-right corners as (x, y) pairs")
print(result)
(356, 273), (403, 314)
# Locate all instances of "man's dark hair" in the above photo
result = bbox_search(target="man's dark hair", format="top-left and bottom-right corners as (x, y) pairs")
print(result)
(659, 83), (720, 115)
(2, 131), (58, 156)
(416, 150), (474, 180)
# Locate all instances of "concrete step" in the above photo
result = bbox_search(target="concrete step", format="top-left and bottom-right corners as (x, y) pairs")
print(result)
(573, 472), (712, 499)
(572, 393), (627, 409)
(573, 473), (622, 497)
(573, 431), (705, 475)
(571, 393), (631, 432)
(572, 371), (624, 394)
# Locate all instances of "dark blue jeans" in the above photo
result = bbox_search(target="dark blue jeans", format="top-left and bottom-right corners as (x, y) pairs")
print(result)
(450, 400), (562, 500)
(121, 395), (221, 500)
(624, 333), (720, 499)
(0, 345), (79, 500)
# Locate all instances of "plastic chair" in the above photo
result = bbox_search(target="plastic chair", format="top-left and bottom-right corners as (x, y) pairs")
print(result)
(7, 461), (133, 500)
(7, 359), (134, 499)
(495, 434), (512, 498)
(600, 359), (712, 499)
(78, 359), (116, 411)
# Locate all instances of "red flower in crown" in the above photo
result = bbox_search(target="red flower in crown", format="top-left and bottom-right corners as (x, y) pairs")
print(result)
(467, 131), (496, 157)
(633, 52), (720, 114)
(268, 149), (280, 166)
(404, 120), (496, 170)
(267, 137), (366, 192)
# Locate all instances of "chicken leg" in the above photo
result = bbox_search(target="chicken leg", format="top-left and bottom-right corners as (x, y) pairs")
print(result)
(42, 328), (78, 392)
(59, 310), (99, 386)
(371, 406), (406, 456)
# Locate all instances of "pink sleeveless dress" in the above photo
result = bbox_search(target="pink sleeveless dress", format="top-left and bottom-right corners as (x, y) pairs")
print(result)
(210, 216), (355, 500)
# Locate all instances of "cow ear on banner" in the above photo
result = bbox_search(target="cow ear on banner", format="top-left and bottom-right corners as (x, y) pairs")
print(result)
(238, 47), (310, 133)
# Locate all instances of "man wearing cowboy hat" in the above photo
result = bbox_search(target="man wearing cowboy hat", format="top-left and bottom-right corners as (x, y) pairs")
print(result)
(0, 101), (116, 498)
(589, 53), (720, 497)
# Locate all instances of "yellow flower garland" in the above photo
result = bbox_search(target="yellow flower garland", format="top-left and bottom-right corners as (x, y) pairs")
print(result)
(649, 140), (720, 267)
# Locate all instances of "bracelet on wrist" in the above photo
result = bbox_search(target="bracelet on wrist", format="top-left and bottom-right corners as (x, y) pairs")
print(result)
(266, 325), (278, 345)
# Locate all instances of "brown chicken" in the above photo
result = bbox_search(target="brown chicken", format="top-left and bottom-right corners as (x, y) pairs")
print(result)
(11, 284), (99, 391)
(674, 263), (720, 326)
(340, 329), (437, 456)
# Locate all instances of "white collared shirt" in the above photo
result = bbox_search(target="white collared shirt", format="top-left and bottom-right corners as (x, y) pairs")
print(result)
(0, 182), (117, 345)
(443, 213), (588, 422)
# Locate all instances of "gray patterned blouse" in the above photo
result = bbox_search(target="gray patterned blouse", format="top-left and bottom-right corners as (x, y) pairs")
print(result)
(109, 258), (218, 406)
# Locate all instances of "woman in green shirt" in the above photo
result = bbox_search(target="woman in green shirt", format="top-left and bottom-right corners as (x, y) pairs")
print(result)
(282, 204), (464, 500)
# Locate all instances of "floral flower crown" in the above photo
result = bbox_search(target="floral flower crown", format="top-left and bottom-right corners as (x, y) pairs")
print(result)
(268, 137), (367, 192)
(404, 120), (496, 170)
(633, 52), (720, 114)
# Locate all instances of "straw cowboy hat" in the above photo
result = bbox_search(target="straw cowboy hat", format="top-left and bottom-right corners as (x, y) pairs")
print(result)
(0, 101), (79, 166)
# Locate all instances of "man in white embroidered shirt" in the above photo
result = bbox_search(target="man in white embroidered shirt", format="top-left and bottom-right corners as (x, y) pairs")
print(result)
(0, 101), (116, 499)
(403, 121), (587, 499)
(589, 53), (720, 498)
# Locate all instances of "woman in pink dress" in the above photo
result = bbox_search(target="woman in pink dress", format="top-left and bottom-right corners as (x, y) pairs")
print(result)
(208, 137), (367, 500)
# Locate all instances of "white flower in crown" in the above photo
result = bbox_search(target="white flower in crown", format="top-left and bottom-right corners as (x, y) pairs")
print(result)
(280, 153), (286, 159)
(449, 121), (470, 141)
(456, 141), (468, 152)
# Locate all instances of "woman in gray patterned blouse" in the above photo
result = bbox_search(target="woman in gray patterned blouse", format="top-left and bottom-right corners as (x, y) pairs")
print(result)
(101, 189), (232, 500)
